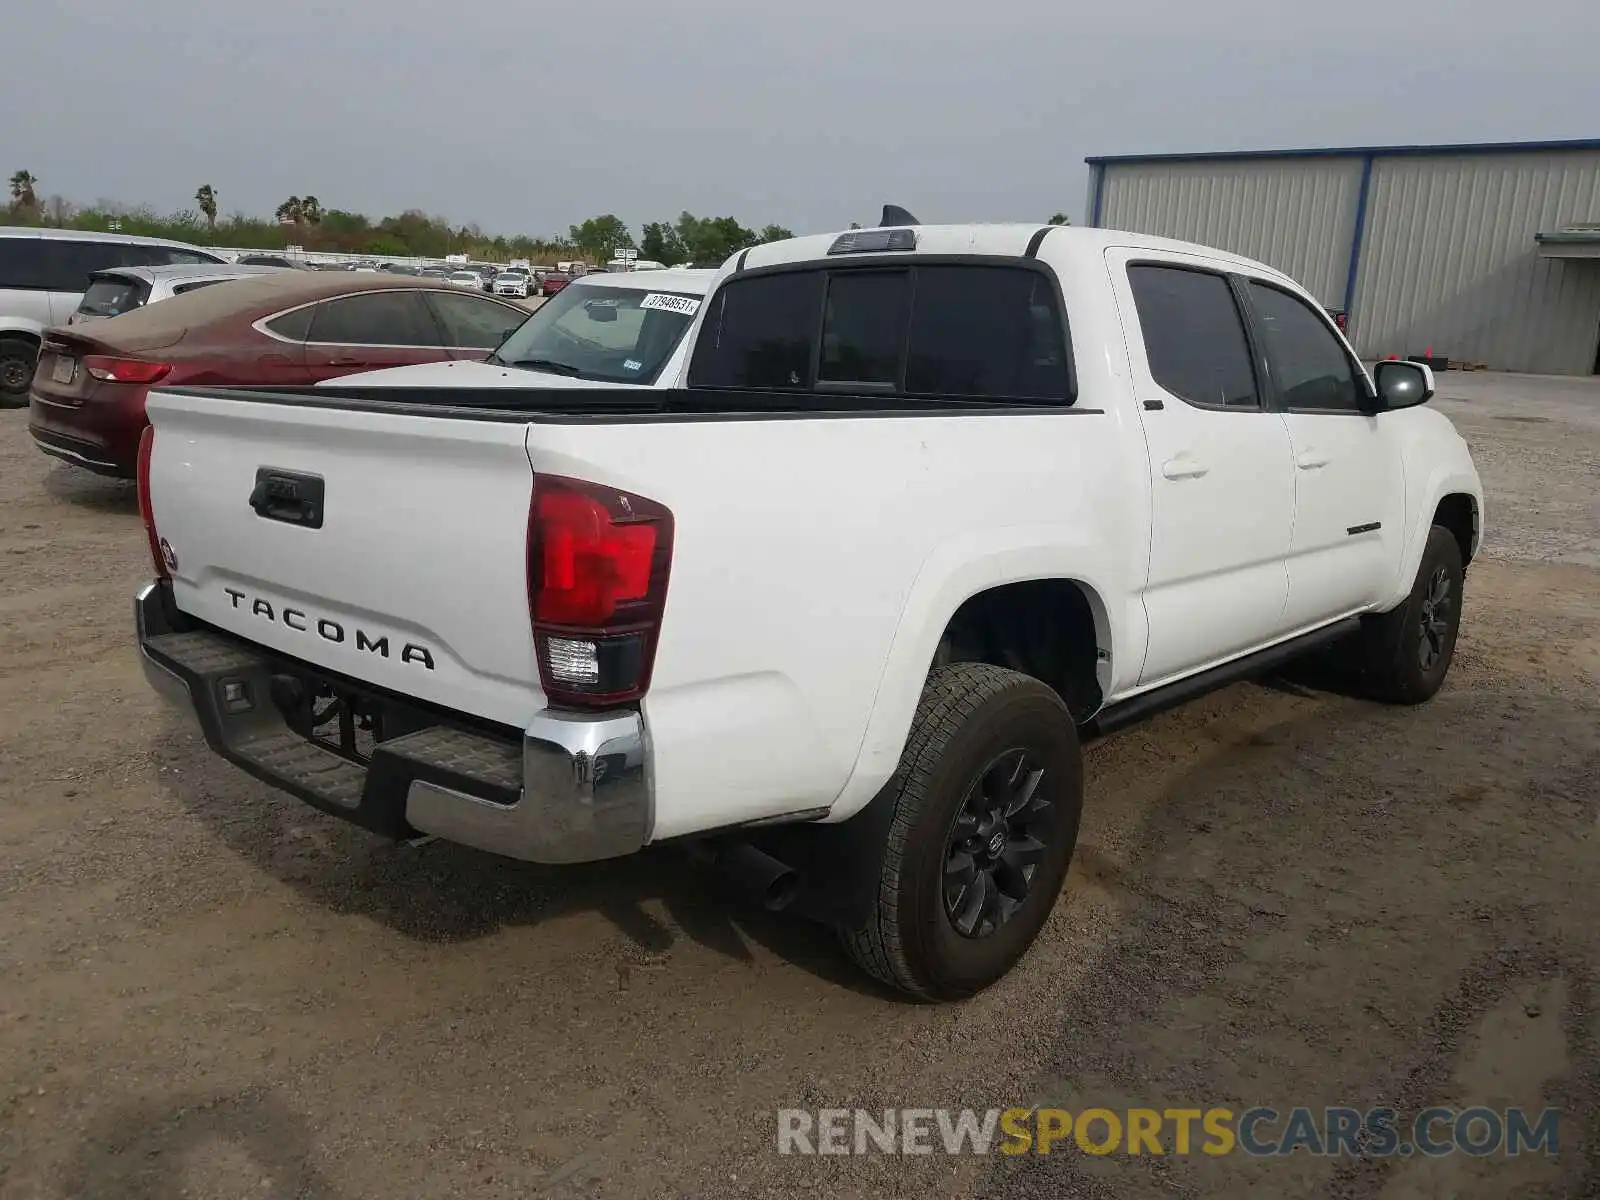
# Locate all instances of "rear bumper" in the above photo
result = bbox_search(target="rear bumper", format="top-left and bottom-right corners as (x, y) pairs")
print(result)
(136, 581), (652, 864)
(29, 424), (127, 475)
(29, 387), (146, 477)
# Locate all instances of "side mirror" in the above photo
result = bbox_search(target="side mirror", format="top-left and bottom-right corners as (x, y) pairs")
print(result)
(501, 326), (521, 343)
(1371, 359), (1434, 411)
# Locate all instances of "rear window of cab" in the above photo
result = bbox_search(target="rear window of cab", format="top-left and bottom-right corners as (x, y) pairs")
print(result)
(687, 262), (1074, 404)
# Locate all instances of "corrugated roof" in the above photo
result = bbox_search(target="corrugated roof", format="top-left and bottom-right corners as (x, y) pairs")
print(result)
(1086, 137), (1600, 166)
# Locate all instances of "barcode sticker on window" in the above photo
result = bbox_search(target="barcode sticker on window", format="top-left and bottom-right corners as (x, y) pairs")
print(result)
(638, 293), (701, 316)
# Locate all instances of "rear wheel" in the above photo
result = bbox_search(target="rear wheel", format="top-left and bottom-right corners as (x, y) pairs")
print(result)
(839, 663), (1084, 1000)
(0, 336), (38, 408)
(1358, 525), (1465, 704)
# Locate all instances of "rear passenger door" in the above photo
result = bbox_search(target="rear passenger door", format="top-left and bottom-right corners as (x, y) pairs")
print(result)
(1109, 252), (1298, 684)
(301, 290), (452, 378)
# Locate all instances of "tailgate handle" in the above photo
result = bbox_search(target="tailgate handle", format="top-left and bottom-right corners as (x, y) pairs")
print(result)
(249, 468), (325, 529)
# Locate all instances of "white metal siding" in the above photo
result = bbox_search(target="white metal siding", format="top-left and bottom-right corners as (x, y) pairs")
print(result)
(1097, 158), (1363, 304)
(1351, 152), (1600, 373)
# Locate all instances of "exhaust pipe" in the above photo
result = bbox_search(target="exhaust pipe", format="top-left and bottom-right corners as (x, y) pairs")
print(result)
(687, 841), (801, 912)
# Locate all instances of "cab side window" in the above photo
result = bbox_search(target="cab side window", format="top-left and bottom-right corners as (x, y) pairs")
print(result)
(1128, 264), (1259, 410)
(1247, 281), (1364, 413)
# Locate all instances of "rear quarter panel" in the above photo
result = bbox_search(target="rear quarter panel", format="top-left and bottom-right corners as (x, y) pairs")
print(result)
(527, 401), (1142, 840)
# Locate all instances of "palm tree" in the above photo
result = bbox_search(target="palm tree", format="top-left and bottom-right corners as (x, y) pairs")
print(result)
(195, 184), (219, 233)
(8, 170), (39, 212)
(275, 196), (303, 225)
(299, 195), (323, 226)
(1047, 212), (1071, 226)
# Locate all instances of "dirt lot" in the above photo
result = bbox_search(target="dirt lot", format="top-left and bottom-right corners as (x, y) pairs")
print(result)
(0, 373), (1596, 1199)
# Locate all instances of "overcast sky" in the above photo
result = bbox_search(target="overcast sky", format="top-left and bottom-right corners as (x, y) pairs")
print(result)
(6, 0), (1597, 240)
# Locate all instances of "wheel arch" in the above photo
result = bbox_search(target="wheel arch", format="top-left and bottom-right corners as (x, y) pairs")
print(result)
(1384, 453), (1484, 611)
(1432, 491), (1479, 568)
(825, 540), (1123, 825)
(0, 325), (44, 356)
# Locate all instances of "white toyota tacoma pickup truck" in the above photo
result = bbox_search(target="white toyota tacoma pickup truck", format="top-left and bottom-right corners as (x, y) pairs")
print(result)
(133, 220), (1483, 1000)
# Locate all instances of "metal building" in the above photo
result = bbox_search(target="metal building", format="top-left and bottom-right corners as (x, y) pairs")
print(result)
(1084, 139), (1600, 375)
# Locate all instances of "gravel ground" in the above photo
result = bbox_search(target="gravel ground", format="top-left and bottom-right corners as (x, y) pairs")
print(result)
(0, 372), (1595, 1199)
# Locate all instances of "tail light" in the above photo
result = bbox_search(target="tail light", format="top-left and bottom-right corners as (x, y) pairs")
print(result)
(136, 425), (170, 580)
(527, 475), (673, 707)
(85, 356), (170, 384)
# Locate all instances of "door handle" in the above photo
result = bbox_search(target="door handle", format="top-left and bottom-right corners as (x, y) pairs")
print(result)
(249, 468), (325, 529)
(330, 355), (366, 366)
(1161, 457), (1209, 481)
(1296, 449), (1331, 470)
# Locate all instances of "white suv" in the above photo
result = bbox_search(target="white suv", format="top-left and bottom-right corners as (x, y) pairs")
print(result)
(0, 227), (225, 405)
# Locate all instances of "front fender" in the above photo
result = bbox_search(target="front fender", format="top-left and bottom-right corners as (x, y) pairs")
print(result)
(821, 525), (1133, 823)
(1383, 416), (1484, 610)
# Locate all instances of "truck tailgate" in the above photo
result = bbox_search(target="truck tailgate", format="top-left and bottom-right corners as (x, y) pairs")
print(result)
(144, 390), (543, 728)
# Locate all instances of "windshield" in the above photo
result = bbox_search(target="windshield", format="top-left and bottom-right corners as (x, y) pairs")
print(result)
(491, 283), (701, 384)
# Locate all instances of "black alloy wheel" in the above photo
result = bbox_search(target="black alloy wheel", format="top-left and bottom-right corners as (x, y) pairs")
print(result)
(942, 748), (1052, 938)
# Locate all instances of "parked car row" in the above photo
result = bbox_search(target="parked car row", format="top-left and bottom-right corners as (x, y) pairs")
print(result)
(1, 227), (233, 403)
(20, 245), (714, 476)
(2, 223), (603, 411)
(27, 272), (529, 475)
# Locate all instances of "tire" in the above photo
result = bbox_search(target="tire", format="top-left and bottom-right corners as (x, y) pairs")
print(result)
(0, 336), (38, 409)
(839, 663), (1084, 1001)
(1359, 525), (1465, 705)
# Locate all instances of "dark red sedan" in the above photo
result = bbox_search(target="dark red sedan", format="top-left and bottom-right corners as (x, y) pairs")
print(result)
(28, 273), (529, 477)
(540, 271), (570, 297)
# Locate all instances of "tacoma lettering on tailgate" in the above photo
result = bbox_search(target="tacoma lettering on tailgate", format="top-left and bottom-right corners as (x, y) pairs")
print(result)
(223, 588), (436, 670)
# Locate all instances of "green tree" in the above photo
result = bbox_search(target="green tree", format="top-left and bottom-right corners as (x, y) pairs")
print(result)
(639, 220), (687, 265)
(674, 212), (757, 265)
(299, 195), (323, 226)
(317, 208), (371, 252)
(757, 224), (794, 243)
(376, 209), (450, 258)
(568, 214), (634, 262)
(8, 170), (39, 215)
(275, 196), (302, 224)
(195, 184), (218, 233)
(1047, 212), (1071, 226)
